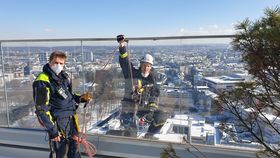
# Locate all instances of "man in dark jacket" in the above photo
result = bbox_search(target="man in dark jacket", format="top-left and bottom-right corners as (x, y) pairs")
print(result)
(117, 35), (166, 137)
(33, 51), (92, 158)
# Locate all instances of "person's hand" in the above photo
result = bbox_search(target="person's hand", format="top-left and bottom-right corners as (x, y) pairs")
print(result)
(133, 85), (143, 94)
(80, 92), (93, 103)
(117, 34), (125, 43)
(51, 134), (61, 142)
(117, 34), (128, 47)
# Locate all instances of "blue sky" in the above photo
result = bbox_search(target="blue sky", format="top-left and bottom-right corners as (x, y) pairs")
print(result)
(0, 0), (278, 39)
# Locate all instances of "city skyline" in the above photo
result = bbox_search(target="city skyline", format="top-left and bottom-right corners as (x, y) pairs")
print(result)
(0, 0), (278, 40)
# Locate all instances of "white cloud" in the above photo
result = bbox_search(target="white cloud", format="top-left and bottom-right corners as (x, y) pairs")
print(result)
(179, 28), (185, 33)
(44, 28), (56, 33)
(177, 24), (236, 36)
(209, 24), (219, 29)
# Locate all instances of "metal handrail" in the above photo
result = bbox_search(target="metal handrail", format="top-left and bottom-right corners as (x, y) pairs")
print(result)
(0, 35), (235, 43)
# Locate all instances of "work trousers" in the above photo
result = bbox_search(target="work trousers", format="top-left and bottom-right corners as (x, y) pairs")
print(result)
(120, 99), (166, 134)
(49, 116), (81, 158)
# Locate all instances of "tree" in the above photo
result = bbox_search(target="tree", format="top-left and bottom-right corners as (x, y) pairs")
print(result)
(217, 6), (280, 157)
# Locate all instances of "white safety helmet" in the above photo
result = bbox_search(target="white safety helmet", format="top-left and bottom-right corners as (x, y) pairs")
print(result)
(140, 54), (154, 65)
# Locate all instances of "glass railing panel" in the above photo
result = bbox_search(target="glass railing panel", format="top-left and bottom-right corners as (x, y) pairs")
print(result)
(78, 41), (122, 133)
(80, 39), (210, 141)
(0, 36), (267, 149)
(80, 37), (248, 146)
(0, 43), (8, 126)
(0, 41), (84, 129)
(0, 43), (37, 128)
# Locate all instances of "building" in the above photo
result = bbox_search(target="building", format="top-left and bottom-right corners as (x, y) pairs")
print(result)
(38, 51), (49, 64)
(203, 73), (252, 93)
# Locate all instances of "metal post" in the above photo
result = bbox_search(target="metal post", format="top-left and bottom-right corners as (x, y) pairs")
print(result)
(188, 117), (192, 143)
(80, 40), (88, 132)
(81, 40), (85, 92)
(214, 128), (216, 145)
(0, 42), (9, 127)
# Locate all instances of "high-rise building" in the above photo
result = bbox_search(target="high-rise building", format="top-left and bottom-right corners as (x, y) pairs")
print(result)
(38, 51), (49, 64)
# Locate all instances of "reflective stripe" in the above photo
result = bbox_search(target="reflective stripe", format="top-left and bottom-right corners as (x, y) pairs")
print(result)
(45, 111), (55, 125)
(137, 80), (142, 89)
(137, 80), (144, 93)
(35, 73), (50, 83)
(148, 103), (158, 109)
(143, 114), (153, 123)
(73, 114), (81, 132)
(120, 52), (128, 58)
(35, 73), (52, 128)
(154, 122), (165, 127)
(46, 87), (50, 105)
(35, 73), (51, 105)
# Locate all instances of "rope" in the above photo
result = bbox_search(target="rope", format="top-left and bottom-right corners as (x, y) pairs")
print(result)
(102, 46), (119, 70)
(73, 134), (97, 158)
(78, 45), (119, 157)
(81, 45), (119, 126)
(85, 46), (119, 90)
(126, 42), (135, 95)
(125, 42), (140, 124)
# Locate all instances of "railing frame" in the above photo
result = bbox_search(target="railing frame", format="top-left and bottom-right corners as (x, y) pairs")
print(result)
(0, 35), (234, 126)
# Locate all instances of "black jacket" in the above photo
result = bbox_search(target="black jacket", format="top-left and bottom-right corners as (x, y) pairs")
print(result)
(119, 46), (160, 104)
(33, 64), (80, 137)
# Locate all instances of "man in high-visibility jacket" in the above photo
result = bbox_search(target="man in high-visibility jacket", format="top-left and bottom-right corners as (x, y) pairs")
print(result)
(33, 51), (92, 158)
(116, 35), (166, 137)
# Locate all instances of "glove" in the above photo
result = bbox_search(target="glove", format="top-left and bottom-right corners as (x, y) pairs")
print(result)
(117, 34), (129, 47)
(133, 85), (143, 94)
(80, 92), (93, 103)
(147, 102), (158, 112)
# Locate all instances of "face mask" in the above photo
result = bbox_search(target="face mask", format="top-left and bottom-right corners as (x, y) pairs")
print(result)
(51, 64), (63, 75)
(141, 72), (149, 78)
